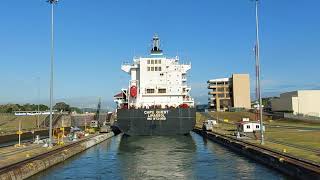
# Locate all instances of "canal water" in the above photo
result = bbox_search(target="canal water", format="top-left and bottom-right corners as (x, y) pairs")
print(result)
(30, 132), (286, 179)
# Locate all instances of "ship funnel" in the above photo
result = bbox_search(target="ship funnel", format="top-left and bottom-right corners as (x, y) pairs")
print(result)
(151, 34), (163, 54)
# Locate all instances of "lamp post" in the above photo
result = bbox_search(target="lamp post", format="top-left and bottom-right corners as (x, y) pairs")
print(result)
(37, 76), (40, 129)
(47, 0), (58, 147)
(254, 0), (264, 145)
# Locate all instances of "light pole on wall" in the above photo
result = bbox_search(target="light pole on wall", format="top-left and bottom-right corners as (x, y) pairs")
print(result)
(253, 0), (265, 145)
(47, 0), (59, 147)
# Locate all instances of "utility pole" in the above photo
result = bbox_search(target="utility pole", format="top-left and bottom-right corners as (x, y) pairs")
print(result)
(254, 0), (264, 145)
(47, 0), (58, 147)
(37, 76), (40, 129)
(18, 119), (21, 146)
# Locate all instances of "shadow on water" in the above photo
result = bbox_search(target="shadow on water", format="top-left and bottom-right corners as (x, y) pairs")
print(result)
(29, 132), (287, 180)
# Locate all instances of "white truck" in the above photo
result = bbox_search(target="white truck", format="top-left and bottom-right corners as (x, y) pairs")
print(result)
(202, 119), (217, 131)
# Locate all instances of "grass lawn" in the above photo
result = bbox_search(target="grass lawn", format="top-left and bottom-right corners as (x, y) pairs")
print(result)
(196, 112), (320, 164)
(0, 114), (48, 133)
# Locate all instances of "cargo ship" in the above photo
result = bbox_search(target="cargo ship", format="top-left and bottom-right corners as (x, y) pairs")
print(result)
(114, 34), (195, 136)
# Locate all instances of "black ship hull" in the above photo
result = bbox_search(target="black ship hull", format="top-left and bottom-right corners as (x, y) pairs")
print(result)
(116, 108), (196, 136)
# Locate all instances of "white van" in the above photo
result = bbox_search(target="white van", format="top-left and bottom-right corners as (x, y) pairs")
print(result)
(202, 119), (217, 131)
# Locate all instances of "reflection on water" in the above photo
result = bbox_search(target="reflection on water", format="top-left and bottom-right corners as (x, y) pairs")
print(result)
(30, 132), (286, 180)
(118, 135), (196, 179)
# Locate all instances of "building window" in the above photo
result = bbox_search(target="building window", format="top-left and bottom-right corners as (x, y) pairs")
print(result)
(160, 73), (164, 76)
(147, 67), (150, 71)
(147, 60), (150, 64)
(155, 60), (158, 64)
(246, 125), (250, 129)
(146, 89), (155, 93)
(151, 60), (154, 64)
(158, 59), (161, 64)
(158, 89), (166, 93)
(159, 67), (162, 71)
(155, 67), (158, 71)
(151, 67), (154, 71)
(218, 87), (224, 92)
(218, 94), (224, 98)
(256, 125), (260, 129)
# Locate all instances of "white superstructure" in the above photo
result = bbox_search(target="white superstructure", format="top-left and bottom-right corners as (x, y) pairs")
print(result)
(116, 35), (194, 109)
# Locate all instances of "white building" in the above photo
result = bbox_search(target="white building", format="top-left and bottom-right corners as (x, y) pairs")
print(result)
(271, 90), (320, 117)
(115, 35), (194, 109)
(237, 122), (261, 133)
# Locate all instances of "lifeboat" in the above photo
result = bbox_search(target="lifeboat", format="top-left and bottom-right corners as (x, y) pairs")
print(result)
(130, 85), (137, 98)
(179, 103), (189, 109)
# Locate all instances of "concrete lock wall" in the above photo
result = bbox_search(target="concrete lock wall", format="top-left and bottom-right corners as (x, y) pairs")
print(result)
(0, 132), (114, 180)
(193, 129), (320, 180)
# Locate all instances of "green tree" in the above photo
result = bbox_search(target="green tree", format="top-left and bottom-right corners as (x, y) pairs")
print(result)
(39, 104), (49, 111)
(70, 107), (82, 113)
(0, 103), (49, 113)
(0, 104), (20, 113)
(54, 102), (70, 112)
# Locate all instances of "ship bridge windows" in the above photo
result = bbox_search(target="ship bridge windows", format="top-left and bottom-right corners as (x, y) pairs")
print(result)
(146, 89), (155, 94)
(148, 66), (162, 71)
(158, 88), (166, 93)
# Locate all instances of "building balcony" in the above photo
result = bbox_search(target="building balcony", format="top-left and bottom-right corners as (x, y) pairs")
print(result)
(208, 85), (229, 89)
(208, 91), (225, 95)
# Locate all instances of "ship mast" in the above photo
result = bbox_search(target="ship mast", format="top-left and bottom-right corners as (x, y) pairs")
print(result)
(151, 34), (163, 55)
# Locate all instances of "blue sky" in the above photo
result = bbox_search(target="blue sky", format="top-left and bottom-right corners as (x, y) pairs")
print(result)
(0, 0), (319, 107)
